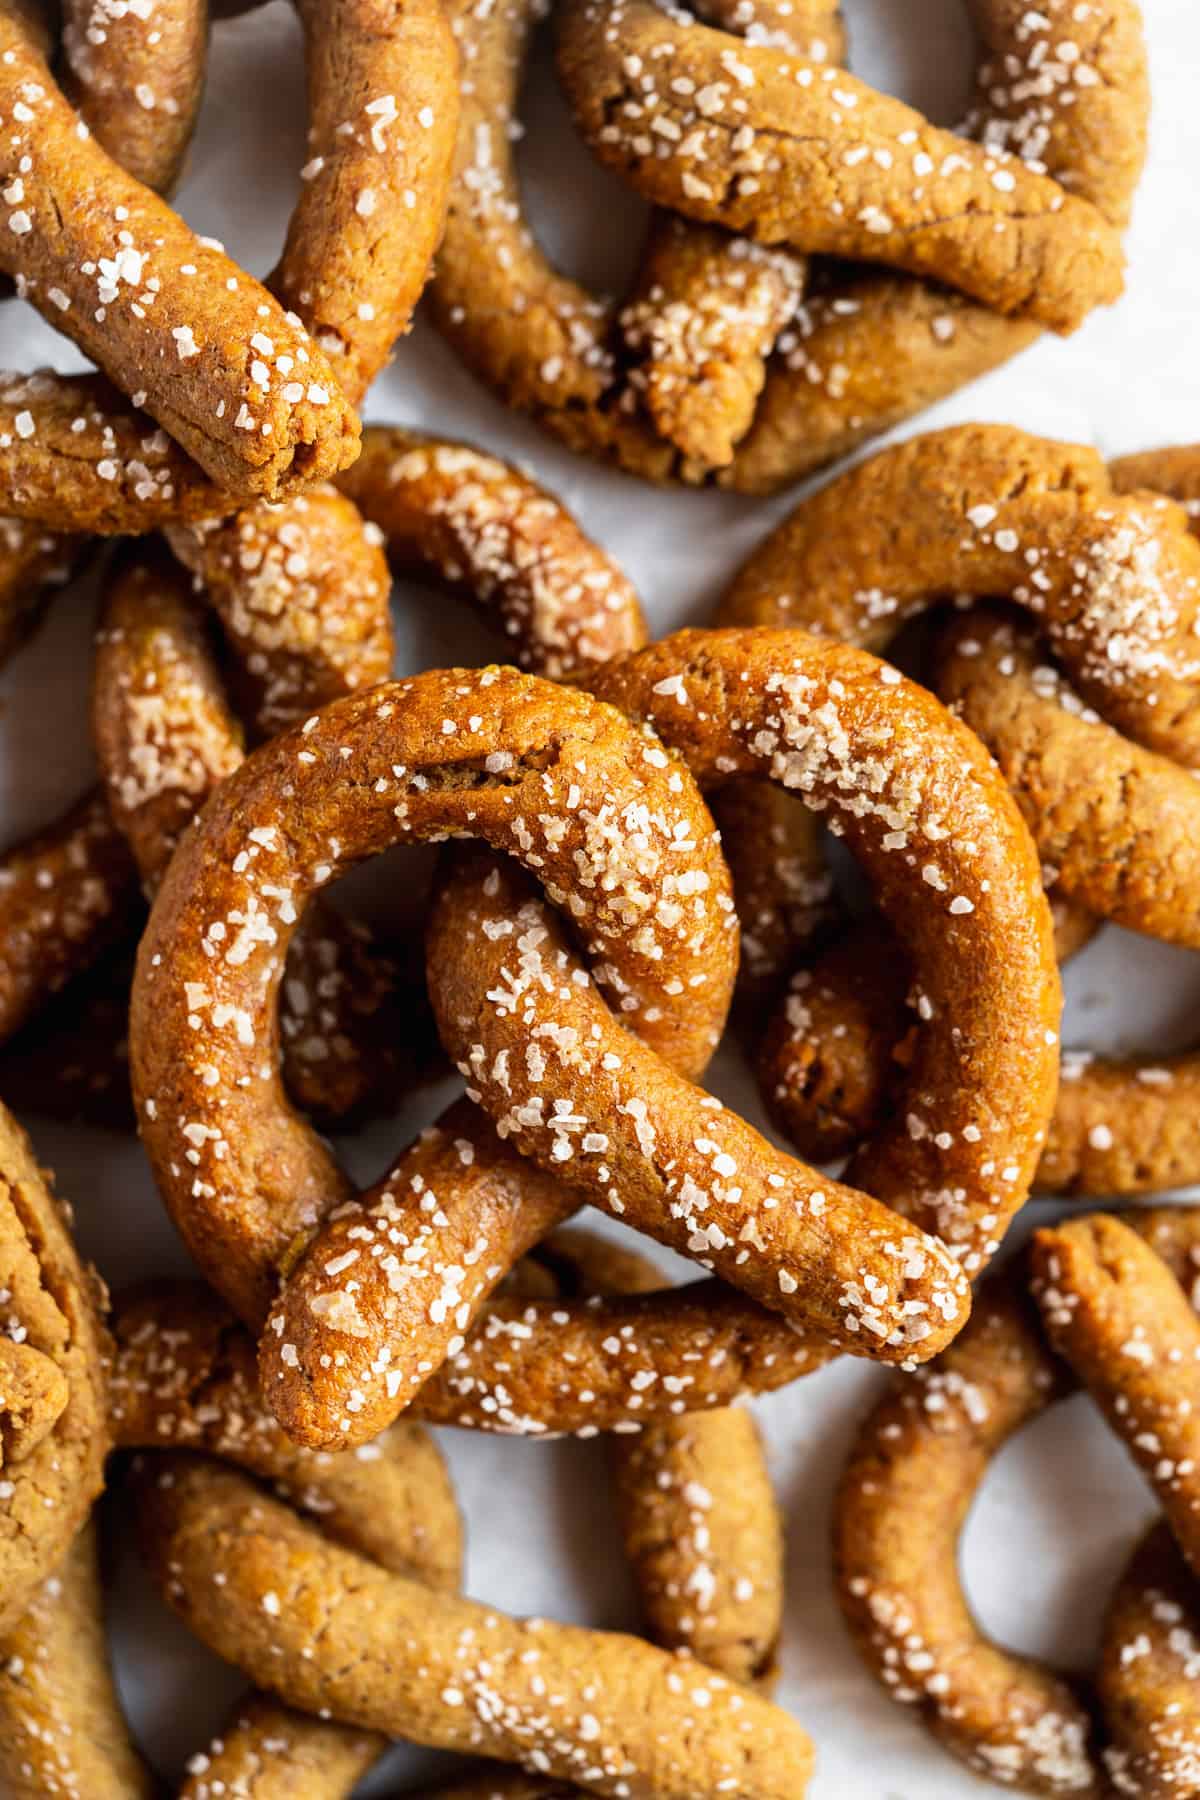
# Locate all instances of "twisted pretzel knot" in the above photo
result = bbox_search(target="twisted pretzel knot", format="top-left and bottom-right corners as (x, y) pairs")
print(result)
(835, 1206), (1200, 1798)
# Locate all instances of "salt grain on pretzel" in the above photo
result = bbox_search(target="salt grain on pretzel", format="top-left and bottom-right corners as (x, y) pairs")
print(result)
(59, 0), (208, 193)
(0, 1524), (156, 1799)
(133, 1452), (816, 1799)
(0, 1101), (109, 1636)
(585, 627), (1059, 1275)
(0, 5), (358, 501)
(557, 0), (1124, 334)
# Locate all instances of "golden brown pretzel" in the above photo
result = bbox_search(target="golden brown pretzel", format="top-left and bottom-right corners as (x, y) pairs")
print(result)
(430, 0), (838, 484)
(721, 0), (1149, 493)
(1099, 1521), (1200, 1798)
(715, 422), (1200, 985)
(834, 1207), (1200, 1795)
(130, 668), (742, 1331)
(557, 0), (1124, 332)
(526, 1228), (785, 1686)
(133, 1452), (816, 1799)
(59, 0), (208, 193)
(0, 4), (358, 502)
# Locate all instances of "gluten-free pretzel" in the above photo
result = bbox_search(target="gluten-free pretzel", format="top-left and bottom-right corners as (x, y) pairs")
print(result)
(133, 1452), (816, 1799)
(751, 437), (1200, 1193)
(719, 0), (1149, 493)
(557, 0), (1124, 332)
(130, 666), (744, 1330)
(716, 422), (1200, 985)
(834, 1207), (1200, 1796)
(59, 0), (208, 194)
(264, 430), (657, 1449)
(1099, 1520), (1200, 1799)
(0, 1286), (467, 1800)
(0, 1524), (156, 1799)
(0, 5), (359, 502)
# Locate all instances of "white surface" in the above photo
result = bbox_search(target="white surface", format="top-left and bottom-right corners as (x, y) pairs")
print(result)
(0, 1), (1198, 1793)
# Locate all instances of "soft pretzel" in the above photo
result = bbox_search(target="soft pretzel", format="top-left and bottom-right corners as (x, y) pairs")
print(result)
(715, 422), (1200, 984)
(130, 666), (741, 1330)
(583, 627), (1060, 1275)
(721, 0), (1149, 493)
(0, 515), (79, 665)
(180, 1694), (383, 1800)
(0, 1524), (156, 1799)
(59, 0), (208, 193)
(834, 1207), (1200, 1796)
(0, 1101), (109, 1636)
(133, 1452), (816, 1799)
(557, 0), (1124, 333)
(0, 6), (359, 502)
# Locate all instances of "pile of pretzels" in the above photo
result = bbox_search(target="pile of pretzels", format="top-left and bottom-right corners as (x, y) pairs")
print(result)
(0, 0), (1194, 1795)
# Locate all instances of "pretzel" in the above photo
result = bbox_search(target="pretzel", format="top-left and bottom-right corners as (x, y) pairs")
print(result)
(130, 666), (743, 1328)
(715, 422), (1200, 985)
(833, 1206), (1200, 1796)
(0, 1524), (156, 1798)
(0, 7), (359, 503)
(0, 788), (138, 1047)
(759, 604), (1200, 1196)
(0, 1100), (109, 1636)
(1098, 1521), (1200, 1799)
(557, 1), (1124, 334)
(0, 515), (79, 665)
(180, 1695), (383, 1800)
(720, 0), (1149, 494)
(59, 0), (208, 193)
(583, 627), (1059, 1275)
(525, 1228), (784, 1686)
(133, 1452), (816, 1799)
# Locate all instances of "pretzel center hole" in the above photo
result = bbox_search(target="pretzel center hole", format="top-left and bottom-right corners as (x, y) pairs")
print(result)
(960, 1392), (1156, 1669)
(518, 21), (650, 298)
(843, 0), (976, 127)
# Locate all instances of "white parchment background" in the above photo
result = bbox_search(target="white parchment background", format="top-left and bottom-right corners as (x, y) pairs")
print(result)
(1, 1), (1198, 1792)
